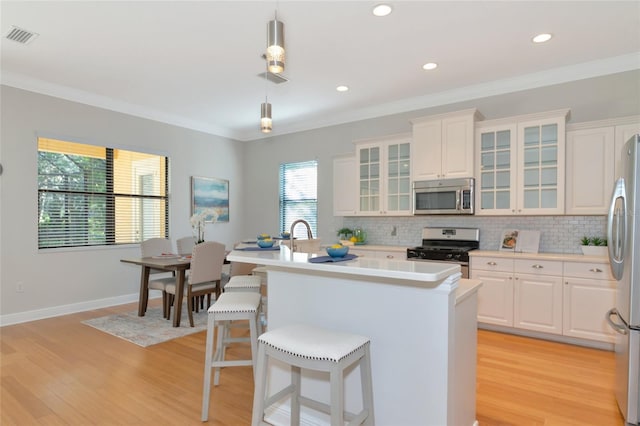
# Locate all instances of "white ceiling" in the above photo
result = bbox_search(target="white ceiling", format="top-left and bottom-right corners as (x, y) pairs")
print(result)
(1, 1), (639, 141)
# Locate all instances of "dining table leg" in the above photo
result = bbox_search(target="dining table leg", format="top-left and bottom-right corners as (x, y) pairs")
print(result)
(173, 269), (186, 327)
(138, 266), (151, 316)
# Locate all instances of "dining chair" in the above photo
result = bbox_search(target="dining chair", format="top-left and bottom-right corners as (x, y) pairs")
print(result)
(176, 236), (196, 255)
(140, 238), (176, 318)
(166, 241), (226, 327)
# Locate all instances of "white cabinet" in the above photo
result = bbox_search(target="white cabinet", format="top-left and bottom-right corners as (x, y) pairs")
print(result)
(563, 261), (616, 343)
(565, 127), (614, 215)
(470, 256), (514, 327)
(333, 154), (358, 216)
(475, 109), (569, 215)
(513, 259), (563, 335)
(411, 109), (481, 181)
(355, 133), (412, 216)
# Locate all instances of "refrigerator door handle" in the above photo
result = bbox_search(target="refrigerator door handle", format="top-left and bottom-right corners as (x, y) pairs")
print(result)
(607, 178), (626, 280)
(606, 308), (629, 335)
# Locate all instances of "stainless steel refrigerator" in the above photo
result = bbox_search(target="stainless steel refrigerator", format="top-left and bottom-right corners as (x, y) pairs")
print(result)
(607, 134), (640, 425)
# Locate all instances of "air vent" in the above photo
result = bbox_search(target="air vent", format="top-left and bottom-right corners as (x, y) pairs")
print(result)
(5, 26), (39, 45)
(257, 71), (289, 84)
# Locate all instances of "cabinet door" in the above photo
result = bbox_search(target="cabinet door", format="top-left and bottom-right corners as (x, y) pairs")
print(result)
(615, 122), (640, 179)
(565, 127), (614, 215)
(441, 114), (475, 179)
(411, 120), (442, 180)
(563, 277), (616, 343)
(357, 145), (381, 214)
(517, 117), (565, 215)
(385, 141), (412, 215)
(471, 270), (514, 326)
(475, 124), (517, 215)
(333, 155), (358, 216)
(514, 273), (563, 334)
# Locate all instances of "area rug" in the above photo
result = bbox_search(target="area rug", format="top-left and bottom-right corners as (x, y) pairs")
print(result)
(82, 304), (208, 347)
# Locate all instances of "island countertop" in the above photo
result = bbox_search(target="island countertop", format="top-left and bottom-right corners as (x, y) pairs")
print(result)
(227, 244), (460, 285)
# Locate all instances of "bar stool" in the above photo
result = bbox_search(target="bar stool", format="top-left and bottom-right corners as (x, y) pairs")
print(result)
(251, 324), (374, 426)
(201, 292), (262, 422)
(224, 275), (261, 293)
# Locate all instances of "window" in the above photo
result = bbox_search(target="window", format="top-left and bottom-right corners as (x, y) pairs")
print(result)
(37, 137), (169, 249)
(279, 160), (318, 238)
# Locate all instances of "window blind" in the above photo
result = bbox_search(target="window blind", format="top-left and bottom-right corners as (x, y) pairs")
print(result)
(279, 160), (318, 238)
(37, 137), (169, 249)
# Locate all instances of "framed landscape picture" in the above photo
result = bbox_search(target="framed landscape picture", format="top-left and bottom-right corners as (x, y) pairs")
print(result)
(191, 176), (229, 222)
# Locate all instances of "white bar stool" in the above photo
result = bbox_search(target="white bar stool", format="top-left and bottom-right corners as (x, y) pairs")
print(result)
(201, 292), (262, 422)
(224, 275), (262, 292)
(251, 324), (375, 426)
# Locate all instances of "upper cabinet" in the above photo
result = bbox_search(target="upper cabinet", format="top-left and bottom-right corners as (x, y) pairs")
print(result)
(354, 133), (412, 216)
(476, 109), (569, 216)
(565, 116), (640, 215)
(333, 154), (358, 216)
(410, 109), (482, 181)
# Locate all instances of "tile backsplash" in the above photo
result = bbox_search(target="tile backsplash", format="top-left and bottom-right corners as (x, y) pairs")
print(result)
(342, 215), (606, 254)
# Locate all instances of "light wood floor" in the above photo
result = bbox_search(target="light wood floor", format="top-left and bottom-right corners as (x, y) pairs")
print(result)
(1, 300), (624, 425)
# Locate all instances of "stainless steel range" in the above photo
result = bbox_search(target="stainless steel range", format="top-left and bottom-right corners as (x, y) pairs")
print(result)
(407, 227), (480, 279)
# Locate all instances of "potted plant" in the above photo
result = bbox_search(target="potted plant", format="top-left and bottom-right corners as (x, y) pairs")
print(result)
(337, 227), (354, 244)
(580, 236), (608, 256)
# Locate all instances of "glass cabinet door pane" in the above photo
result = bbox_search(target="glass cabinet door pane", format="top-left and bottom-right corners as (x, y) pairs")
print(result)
(481, 192), (494, 209)
(541, 189), (557, 208)
(399, 160), (410, 176)
(524, 169), (539, 187)
(541, 168), (557, 186)
(524, 148), (539, 167)
(399, 194), (410, 210)
(496, 191), (510, 209)
(399, 143), (410, 159)
(496, 130), (511, 148)
(399, 177), (410, 193)
(524, 189), (539, 208)
(360, 164), (369, 179)
(482, 152), (495, 169)
(481, 172), (494, 189)
(541, 124), (557, 144)
(388, 177), (397, 194)
(541, 146), (557, 166)
(496, 151), (510, 169)
(370, 163), (379, 179)
(524, 127), (539, 145)
(481, 133), (495, 151)
(496, 171), (510, 188)
(360, 181), (369, 196)
(388, 144), (398, 161)
(370, 147), (380, 162)
(388, 161), (398, 177)
(387, 196), (398, 211)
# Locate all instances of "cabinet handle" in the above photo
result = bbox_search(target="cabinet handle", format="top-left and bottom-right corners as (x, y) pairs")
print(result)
(565, 281), (568, 285)
(487, 261), (497, 266)
(589, 268), (603, 273)
(386, 255), (394, 259)
(532, 264), (544, 269)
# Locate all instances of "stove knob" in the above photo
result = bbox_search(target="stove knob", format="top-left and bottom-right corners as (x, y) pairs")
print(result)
(453, 254), (462, 260)
(420, 252), (428, 259)
(445, 253), (453, 259)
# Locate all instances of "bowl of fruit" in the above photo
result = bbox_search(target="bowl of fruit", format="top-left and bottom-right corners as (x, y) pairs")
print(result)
(280, 231), (291, 239)
(257, 233), (271, 240)
(257, 238), (274, 248)
(326, 244), (349, 258)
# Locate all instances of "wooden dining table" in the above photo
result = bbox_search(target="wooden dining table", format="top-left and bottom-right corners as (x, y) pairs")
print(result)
(120, 255), (191, 327)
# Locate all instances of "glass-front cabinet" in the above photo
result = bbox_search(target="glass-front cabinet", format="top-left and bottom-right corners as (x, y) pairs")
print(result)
(475, 109), (568, 215)
(356, 133), (411, 216)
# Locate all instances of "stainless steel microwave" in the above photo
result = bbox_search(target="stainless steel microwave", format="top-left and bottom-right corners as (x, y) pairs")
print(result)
(413, 178), (475, 215)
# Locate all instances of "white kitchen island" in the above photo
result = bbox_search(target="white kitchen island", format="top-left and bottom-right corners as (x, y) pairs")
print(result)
(227, 246), (481, 426)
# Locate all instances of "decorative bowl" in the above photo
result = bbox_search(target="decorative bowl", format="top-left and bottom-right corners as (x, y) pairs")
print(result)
(257, 239), (274, 248)
(280, 231), (291, 239)
(257, 233), (271, 240)
(326, 244), (349, 258)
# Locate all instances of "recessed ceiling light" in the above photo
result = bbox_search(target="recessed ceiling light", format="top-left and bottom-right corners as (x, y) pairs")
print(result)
(532, 33), (552, 43)
(373, 4), (392, 17)
(422, 62), (438, 71)
(336, 85), (349, 92)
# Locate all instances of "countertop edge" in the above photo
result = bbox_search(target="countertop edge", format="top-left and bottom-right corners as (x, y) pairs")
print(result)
(456, 279), (482, 305)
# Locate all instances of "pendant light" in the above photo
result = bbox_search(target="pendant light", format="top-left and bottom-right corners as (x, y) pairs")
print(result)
(260, 101), (272, 133)
(266, 11), (285, 74)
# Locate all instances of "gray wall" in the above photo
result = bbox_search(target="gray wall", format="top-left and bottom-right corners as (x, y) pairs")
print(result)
(0, 86), (245, 322)
(1, 69), (639, 324)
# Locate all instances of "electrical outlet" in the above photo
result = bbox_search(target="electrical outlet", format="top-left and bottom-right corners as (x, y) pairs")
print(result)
(16, 281), (24, 293)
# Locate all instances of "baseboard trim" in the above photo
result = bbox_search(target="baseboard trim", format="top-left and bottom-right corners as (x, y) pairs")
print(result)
(0, 292), (162, 327)
(478, 323), (615, 351)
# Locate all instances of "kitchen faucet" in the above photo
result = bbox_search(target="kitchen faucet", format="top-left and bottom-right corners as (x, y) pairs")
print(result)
(289, 219), (313, 252)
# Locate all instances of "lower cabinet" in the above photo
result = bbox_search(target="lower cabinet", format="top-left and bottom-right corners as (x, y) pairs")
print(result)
(471, 254), (613, 344)
(562, 261), (616, 343)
